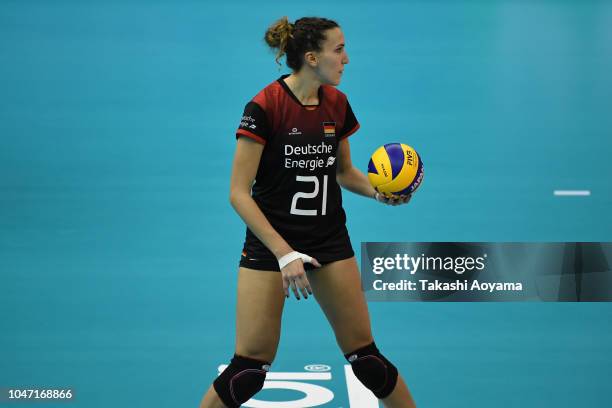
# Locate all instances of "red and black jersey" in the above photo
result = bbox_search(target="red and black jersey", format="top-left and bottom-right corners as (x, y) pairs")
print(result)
(236, 74), (359, 264)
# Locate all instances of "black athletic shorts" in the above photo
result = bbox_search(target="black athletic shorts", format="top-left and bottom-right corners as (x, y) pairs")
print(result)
(239, 225), (354, 272)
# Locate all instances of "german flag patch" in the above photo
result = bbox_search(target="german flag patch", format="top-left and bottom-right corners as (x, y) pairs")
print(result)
(322, 122), (336, 138)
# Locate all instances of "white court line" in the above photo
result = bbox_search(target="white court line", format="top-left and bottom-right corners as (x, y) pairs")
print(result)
(554, 190), (591, 196)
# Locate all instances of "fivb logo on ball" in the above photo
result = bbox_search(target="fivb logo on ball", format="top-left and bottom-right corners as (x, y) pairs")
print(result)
(216, 363), (380, 407)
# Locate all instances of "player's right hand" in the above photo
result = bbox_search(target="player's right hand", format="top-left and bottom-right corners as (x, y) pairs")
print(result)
(375, 192), (412, 206)
(278, 251), (321, 300)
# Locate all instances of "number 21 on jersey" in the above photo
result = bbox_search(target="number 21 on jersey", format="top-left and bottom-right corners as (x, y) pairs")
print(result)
(290, 175), (328, 216)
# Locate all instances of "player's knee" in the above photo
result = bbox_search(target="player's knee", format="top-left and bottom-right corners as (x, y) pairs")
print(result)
(213, 354), (270, 408)
(344, 342), (398, 399)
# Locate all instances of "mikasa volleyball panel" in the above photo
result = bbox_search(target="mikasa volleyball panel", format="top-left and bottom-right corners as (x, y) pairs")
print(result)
(236, 75), (360, 270)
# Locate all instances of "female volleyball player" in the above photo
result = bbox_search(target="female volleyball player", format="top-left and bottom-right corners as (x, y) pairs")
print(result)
(199, 17), (416, 408)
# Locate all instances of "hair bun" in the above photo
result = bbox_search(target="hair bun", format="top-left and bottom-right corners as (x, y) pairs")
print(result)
(264, 16), (294, 65)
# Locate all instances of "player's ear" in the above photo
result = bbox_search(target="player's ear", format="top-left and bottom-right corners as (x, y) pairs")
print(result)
(304, 51), (318, 68)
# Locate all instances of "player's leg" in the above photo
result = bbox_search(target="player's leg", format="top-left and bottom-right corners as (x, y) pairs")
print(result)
(199, 266), (286, 408)
(307, 257), (417, 408)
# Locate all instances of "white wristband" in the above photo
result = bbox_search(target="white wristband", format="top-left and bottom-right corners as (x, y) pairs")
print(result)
(278, 251), (313, 270)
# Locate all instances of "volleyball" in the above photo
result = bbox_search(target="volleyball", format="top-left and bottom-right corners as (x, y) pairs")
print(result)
(367, 143), (424, 197)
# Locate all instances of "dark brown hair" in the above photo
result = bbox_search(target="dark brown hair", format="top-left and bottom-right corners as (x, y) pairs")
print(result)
(264, 16), (339, 71)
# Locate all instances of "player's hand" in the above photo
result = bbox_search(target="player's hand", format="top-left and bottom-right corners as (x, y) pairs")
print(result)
(375, 192), (412, 206)
(278, 251), (321, 300)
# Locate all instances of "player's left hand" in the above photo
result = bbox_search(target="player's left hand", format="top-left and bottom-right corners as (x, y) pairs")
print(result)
(375, 192), (412, 206)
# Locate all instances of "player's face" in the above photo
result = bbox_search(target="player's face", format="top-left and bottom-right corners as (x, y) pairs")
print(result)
(313, 27), (349, 86)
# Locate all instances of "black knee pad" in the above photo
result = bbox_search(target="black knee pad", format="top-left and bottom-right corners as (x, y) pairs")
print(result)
(213, 354), (270, 408)
(345, 342), (398, 399)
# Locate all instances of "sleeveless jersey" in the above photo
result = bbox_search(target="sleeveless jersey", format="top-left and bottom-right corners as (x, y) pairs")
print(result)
(236, 74), (359, 262)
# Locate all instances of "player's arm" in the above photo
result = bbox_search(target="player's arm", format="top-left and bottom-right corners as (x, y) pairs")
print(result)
(336, 138), (377, 198)
(230, 136), (317, 299)
(229, 136), (294, 259)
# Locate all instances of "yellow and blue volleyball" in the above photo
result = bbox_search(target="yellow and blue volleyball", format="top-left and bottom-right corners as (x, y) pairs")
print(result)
(367, 143), (424, 196)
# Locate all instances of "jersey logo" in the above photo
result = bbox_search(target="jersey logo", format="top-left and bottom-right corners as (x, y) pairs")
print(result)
(326, 156), (336, 167)
(289, 127), (302, 136)
(240, 115), (255, 129)
(322, 122), (336, 138)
